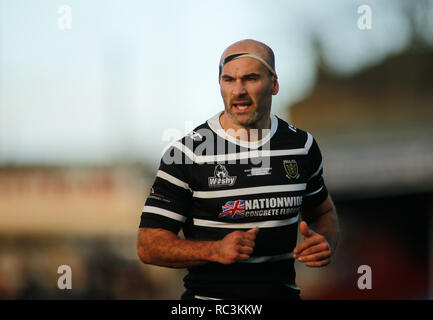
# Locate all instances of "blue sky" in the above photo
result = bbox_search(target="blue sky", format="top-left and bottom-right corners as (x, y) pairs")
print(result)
(0, 0), (427, 165)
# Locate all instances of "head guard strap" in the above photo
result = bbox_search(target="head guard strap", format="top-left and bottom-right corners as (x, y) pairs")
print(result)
(219, 53), (277, 78)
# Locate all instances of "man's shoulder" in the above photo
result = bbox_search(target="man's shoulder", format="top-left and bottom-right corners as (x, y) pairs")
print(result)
(273, 115), (313, 149)
(165, 118), (216, 157)
(182, 120), (214, 147)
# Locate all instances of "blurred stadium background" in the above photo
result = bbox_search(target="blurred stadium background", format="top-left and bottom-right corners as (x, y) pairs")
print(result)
(0, 0), (432, 299)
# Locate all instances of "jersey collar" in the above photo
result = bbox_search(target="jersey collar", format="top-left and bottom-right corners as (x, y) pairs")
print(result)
(207, 111), (278, 149)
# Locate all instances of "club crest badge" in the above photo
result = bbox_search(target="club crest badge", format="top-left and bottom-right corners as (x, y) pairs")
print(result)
(208, 164), (237, 188)
(283, 160), (300, 179)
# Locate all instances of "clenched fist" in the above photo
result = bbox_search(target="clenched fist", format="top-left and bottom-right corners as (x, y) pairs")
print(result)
(212, 227), (259, 264)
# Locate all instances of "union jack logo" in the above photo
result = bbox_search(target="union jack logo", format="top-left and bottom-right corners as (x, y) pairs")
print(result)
(219, 200), (245, 219)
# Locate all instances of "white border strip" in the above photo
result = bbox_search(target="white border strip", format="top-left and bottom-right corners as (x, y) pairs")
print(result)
(156, 170), (191, 191)
(169, 125), (314, 164)
(194, 295), (223, 300)
(193, 184), (306, 199)
(304, 185), (324, 197)
(172, 141), (195, 162)
(193, 215), (299, 229)
(285, 283), (301, 291)
(239, 252), (293, 263)
(194, 148), (308, 163)
(304, 132), (313, 152)
(142, 205), (186, 222)
(308, 162), (323, 181)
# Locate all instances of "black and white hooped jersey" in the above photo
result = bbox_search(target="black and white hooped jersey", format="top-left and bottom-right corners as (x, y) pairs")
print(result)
(139, 112), (328, 299)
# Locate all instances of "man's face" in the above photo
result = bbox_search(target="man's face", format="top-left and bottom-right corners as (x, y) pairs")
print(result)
(219, 57), (277, 128)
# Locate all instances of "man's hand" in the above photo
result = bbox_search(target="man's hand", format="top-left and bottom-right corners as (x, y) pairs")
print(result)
(212, 227), (259, 264)
(293, 221), (331, 267)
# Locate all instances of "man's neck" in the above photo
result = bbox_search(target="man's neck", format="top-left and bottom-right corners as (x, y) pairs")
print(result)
(219, 112), (271, 142)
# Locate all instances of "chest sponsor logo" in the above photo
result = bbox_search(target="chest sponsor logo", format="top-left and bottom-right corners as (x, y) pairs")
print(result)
(284, 160), (300, 179)
(208, 164), (237, 188)
(219, 196), (303, 219)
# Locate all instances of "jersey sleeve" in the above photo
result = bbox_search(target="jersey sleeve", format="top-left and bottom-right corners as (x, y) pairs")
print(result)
(139, 146), (193, 234)
(302, 136), (329, 209)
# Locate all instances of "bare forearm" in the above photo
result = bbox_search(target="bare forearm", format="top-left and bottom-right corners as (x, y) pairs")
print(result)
(310, 208), (339, 253)
(137, 228), (217, 268)
(303, 196), (340, 253)
(137, 227), (259, 268)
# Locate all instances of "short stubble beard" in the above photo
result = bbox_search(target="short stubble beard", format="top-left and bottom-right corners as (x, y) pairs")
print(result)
(226, 106), (267, 129)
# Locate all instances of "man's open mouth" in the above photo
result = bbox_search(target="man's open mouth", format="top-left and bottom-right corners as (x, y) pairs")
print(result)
(232, 102), (252, 111)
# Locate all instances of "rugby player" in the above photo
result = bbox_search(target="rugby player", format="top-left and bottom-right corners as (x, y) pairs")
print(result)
(137, 39), (339, 300)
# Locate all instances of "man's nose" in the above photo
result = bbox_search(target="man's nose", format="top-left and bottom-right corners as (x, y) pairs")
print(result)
(233, 80), (247, 96)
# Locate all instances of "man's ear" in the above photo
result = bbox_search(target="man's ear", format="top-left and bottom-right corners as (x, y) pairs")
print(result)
(272, 78), (279, 95)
